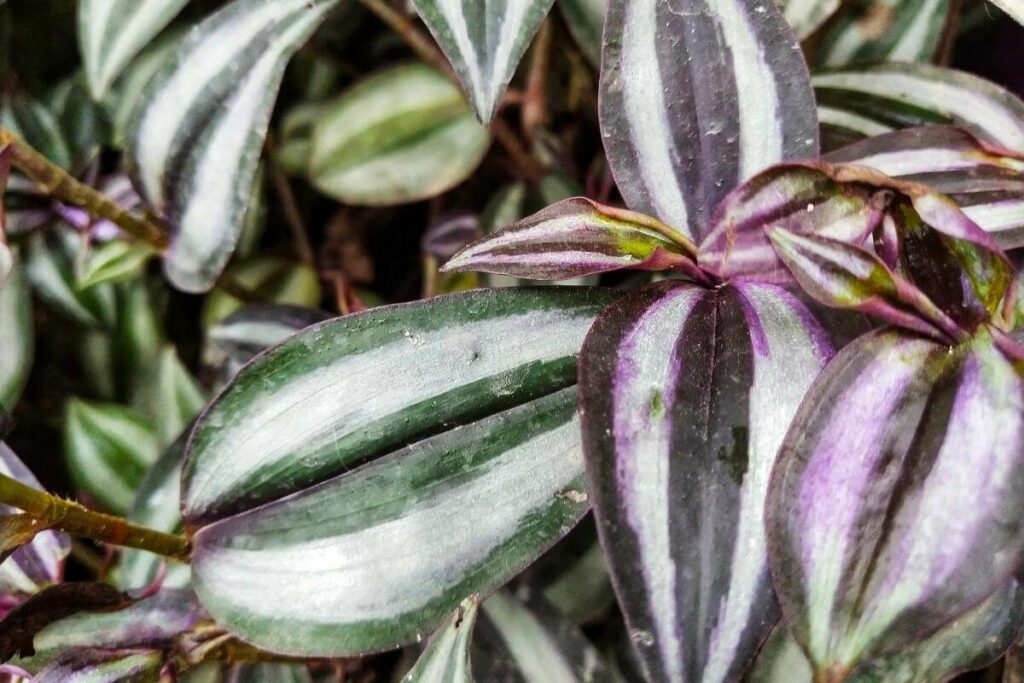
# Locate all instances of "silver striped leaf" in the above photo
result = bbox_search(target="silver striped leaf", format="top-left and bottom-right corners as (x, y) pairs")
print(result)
(0, 444), (69, 600)
(579, 280), (833, 683)
(749, 577), (1024, 683)
(826, 126), (1024, 250)
(183, 287), (620, 656)
(782, 0), (841, 38)
(599, 0), (819, 243)
(0, 254), (33, 410)
(403, 596), (479, 683)
(34, 649), (164, 683)
(766, 329), (1024, 679)
(78, 0), (188, 99)
(410, 0), (557, 123)
(990, 0), (1024, 26)
(127, 0), (341, 293)
(814, 0), (953, 68)
(814, 63), (1024, 153)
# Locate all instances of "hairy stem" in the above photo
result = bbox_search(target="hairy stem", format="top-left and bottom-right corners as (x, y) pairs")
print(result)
(0, 474), (190, 562)
(0, 128), (169, 251)
(357, 0), (545, 182)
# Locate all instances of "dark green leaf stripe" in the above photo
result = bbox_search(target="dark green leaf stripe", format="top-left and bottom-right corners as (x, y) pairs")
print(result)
(815, 0), (952, 68)
(78, 0), (188, 98)
(580, 281), (831, 683)
(128, 0), (340, 292)
(766, 329), (1024, 677)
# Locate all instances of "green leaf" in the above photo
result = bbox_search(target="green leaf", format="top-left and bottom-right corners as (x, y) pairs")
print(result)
(202, 256), (322, 328)
(308, 63), (491, 206)
(403, 597), (480, 683)
(47, 75), (112, 164)
(35, 649), (164, 683)
(78, 0), (189, 99)
(127, 0), (341, 292)
(558, 0), (604, 65)
(76, 240), (155, 290)
(0, 95), (72, 169)
(183, 287), (619, 656)
(0, 253), (34, 409)
(815, 0), (953, 68)
(148, 346), (206, 448)
(25, 228), (118, 329)
(64, 399), (159, 514)
(410, 0), (556, 122)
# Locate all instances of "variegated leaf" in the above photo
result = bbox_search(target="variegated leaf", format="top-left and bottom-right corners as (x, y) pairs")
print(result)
(410, 0), (556, 123)
(766, 329), (1024, 678)
(183, 288), (619, 655)
(25, 228), (117, 329)
(0, 444), (69, 600)
(34, 649), (164, 683)
(403, 596), (479, 683)
(782, 0), (841, 38)
(558, 0), (605, 65)
(128, 0), (341, 292)
(442, 197), (699, 281)
(826, 126), (1024, 249)
(815, 0), (953, 68)
(814, 63), (1024, 153)
(750, 577), (1024, 683)
(0, 254), (33, 410)
(64, 399), (159, 514)
(308, 64), (490, 206)
(990, 0), (1024, 26)
(600, 0), (818, 241)
(580, 280), (832, 683)
(78, 0), (188, 99)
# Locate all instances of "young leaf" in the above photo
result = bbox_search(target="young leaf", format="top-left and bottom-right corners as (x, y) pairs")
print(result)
(308, 64), (490, 206)
(766, 329), (1024, 678)
(782, 0), (841, 38)
(0, 444), (69, 600)
(409, 0), (556, 123)
(826, 126), (1024, 250)
(78, 0), (188, 99)
(750, 577), (1024, 683)
(814, 63), (1024, 152)
(183, 288), (619, 655)
(579, 280), (832, 683)
(25, 229), (118, 329)
(127, 0), (341, 292)
(34, 648), (164, 683)
(63, 399), (159, 514)
(599, 0), (818, 241)
(76, 240), (155, 290)
(815, 0), (953, 68)
(403, 596), (479, 683)
(0, 255), (34, 410)
(443, 197), (698, 280)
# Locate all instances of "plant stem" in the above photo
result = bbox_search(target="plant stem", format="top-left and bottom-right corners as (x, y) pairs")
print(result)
(0, 128), (169, 251)
(522, 19), (553, 137)
(0, 474), (190, 562)
(357, 0), (545, 182)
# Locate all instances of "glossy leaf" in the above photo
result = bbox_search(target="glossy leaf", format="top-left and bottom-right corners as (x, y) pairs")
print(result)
(814, 63), (1024, 152)
(826, 126), (1024, 249)
(0, 444), (69, 600)
(782, 0), (841, 38)
(558, 0), (604, 65)
(443, 197), (697, 280)
(308, 64), (490, 206)
(64, 399), (159, 514)
(580, 281), (832, 683)
(599, 0), (818, 241)
(183, 288), (619, 655)
(751, 578), (1024, 682)
(0, 255), (33, 410)
(403, 596), (479, 683)
(79, 0), (188, 99)
(410, 0), (556, 122)
(815, 0), (953, 68)
(128, 0), (341, 292)
(766, 329), (1024, 677)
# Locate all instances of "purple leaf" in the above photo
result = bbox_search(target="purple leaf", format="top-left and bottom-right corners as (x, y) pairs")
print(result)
(442, 198), (701, 281)
(599, 0), (818, 241)
(766, 329), (1024, 678)
(580, 280), (832, 683)
(34, 648), (163, 683)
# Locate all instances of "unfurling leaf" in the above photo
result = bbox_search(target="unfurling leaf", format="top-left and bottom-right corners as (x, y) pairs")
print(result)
(827, 126), (1024, 249)
(0, 444), (68, 600)
(308, 64), (490, 206)
(443, 197), (699, 281)
(403, 596), (479, 683)
(814, 63), (1024, 152)
(128, 0), (341, 292)
(766, 329), (1024, 679)
(580, 281), (832, 683)
(600, 0), (818, 241)
(410, 0), (556, 122)
(78, 0), (188, 99)
(183, 288), (620, 656)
